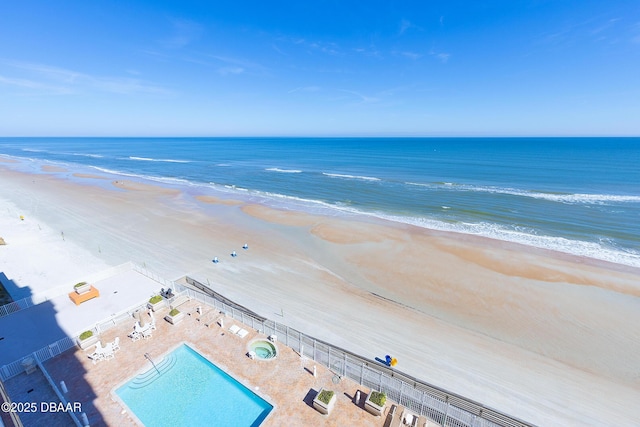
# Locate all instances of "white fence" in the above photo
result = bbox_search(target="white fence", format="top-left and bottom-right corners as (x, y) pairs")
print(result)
(0, 262), (177, 382)
(179, 276), (535, 427)
(0, 262), (139, 320)
(0, 264), (534, 427)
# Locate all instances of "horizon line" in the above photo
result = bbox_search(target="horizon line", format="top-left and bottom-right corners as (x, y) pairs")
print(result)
(2, 134), (639, 139)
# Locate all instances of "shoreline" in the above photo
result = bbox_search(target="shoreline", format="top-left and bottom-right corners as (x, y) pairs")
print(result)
(1, 163), (640, 426)
(2, 154), (638, 270)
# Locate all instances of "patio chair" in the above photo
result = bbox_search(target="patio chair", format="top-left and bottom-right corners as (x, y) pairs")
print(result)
(136, 321), (152, 334)
(111, 337), (120, 352)
(229, 324), (241, 335)
(129, 322), (143, 341)
(89, 348), (105, 365)
(401, 408), (418, 426)
(142, 328), (153, 339)
(100, 343), (115, 360)
(237, 328), (249, 339)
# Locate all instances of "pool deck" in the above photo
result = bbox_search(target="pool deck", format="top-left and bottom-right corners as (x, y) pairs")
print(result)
(11, 299), (387, 426)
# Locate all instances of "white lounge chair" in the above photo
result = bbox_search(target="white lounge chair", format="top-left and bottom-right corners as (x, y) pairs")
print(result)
(229, 324), (241, 334)
(237, 328), (249, 339)
(402, 409), (417, 426)
(111, 337), (120, 352)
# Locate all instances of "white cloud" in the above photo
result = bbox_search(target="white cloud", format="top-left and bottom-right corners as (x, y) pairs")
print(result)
(208, 54), (265, 73)
(400, 51), (422, 60)
(278, 35), (343, 56)
(436, 53), (450, 63)
(218, 67), (244, 76)
(288, 86), (320, 94)
(428, 50), (451, 63)
(353, 46), (382, 58)
(161, 18), (204, 49)
(339, 89), (379, 104)
(1, 60), (172, 95)
(0, 75), (71, 94)
(399, 19), (413, 35)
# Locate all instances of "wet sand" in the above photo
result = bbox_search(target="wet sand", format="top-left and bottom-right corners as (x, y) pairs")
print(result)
(1, 165), (639, 426)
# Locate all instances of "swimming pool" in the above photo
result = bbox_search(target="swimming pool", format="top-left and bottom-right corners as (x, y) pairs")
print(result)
(116, 344), (272, 426)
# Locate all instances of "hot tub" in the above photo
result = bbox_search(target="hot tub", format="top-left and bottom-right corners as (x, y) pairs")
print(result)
(248, 339), (278, 360)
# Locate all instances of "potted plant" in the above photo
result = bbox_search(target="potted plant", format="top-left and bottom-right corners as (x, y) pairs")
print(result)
(77, 330), (98, 350)
(165, 308), (184, 325)
(147, 295), (165, 312)
(364, 390), (387, 416)
(74, 281), (92, 294)
(312, 388), (336, 415)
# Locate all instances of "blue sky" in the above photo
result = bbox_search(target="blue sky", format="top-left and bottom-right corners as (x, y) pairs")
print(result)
(1, 1), (639, 136)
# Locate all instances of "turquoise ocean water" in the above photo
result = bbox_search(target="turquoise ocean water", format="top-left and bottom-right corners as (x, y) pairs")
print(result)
(1, 137), (638, 267)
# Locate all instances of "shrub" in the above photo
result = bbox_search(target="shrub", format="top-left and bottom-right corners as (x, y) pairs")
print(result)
(149, 295), (163, 304)
(369, 391), (386, 407)
(74, 281), (87, 288)
(317, 390), (334, 405)
(79, 330), (93, 341)
(169, 308), (180, 317)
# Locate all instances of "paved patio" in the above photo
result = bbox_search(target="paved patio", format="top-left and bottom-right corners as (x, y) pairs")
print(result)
(10, 299), (387, 426)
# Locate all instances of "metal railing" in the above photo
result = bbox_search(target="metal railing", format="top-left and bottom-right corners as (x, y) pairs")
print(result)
(0, 299), (32, 319)
(0, 262), (140, 320)
(178, 277), (535, 427)
(0, 262), (181, 381)
(0, 264), (535, 427)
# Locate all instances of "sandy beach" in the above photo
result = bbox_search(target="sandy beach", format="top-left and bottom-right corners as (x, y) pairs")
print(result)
(1, 164), (640, 426)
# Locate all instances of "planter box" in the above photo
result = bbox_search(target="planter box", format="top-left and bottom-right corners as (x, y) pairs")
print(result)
(147, 299), (165, 312)
(78, 335), (99, 350)
(74, 283), (92, 295)
(364, 391), (386, 416)
(165, 311), (184, 325)
(312, 388), (336, 415)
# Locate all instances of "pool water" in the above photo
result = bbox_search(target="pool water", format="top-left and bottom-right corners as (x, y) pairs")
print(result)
(116, 344), (272, 426)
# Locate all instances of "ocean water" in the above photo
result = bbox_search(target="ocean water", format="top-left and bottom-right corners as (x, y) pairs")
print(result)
(1, 137), (639, 267)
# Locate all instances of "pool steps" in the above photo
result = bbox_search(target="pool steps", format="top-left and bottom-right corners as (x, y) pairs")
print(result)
(128, 354), (178, 389)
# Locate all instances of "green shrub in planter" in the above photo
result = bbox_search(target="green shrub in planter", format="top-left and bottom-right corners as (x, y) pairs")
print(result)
(317, 390), (335, 405)
(79, 330), (93, 341)
(149, 295), (163, 304)
(169, 308), (180, 317)
(369, 391), (386, 407)
(74, 281), (87, 289)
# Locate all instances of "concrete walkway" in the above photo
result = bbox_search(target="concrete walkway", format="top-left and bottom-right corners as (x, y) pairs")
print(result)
(0, 268), (162, 366)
